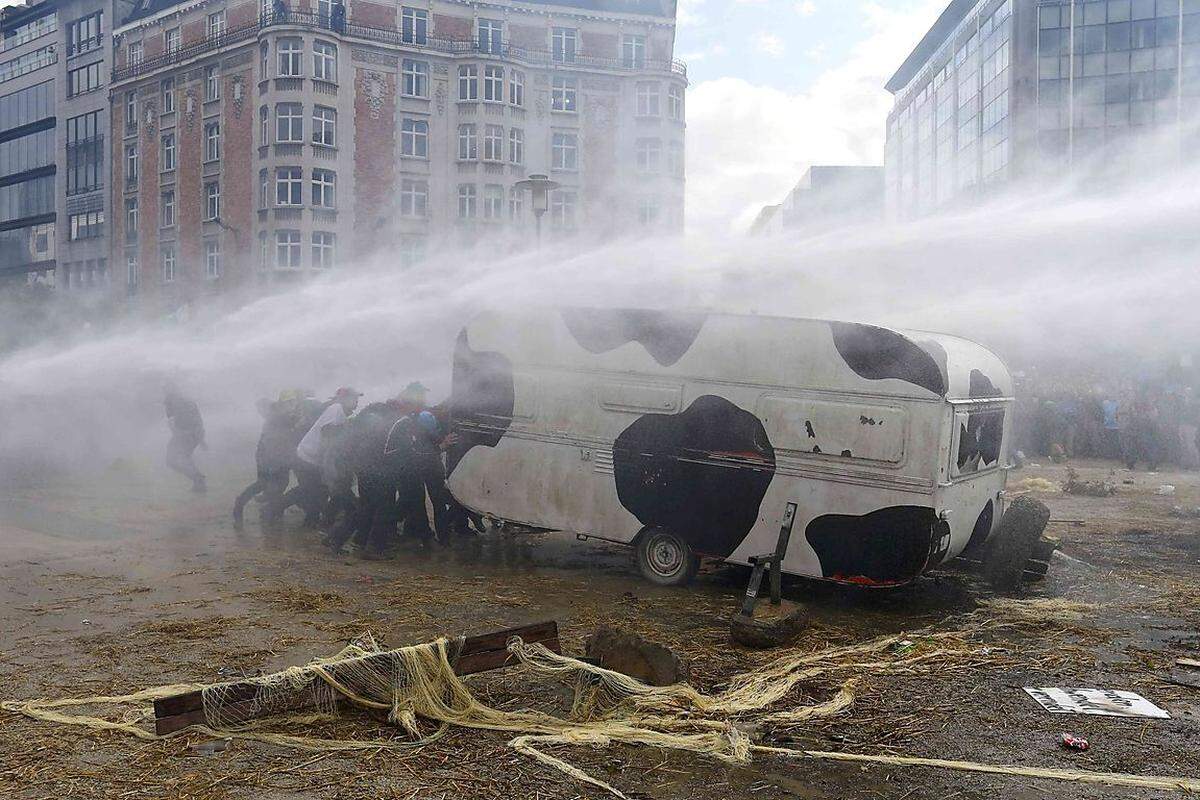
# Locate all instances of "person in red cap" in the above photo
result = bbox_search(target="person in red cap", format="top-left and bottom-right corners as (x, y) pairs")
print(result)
(286, 387), (361, 528)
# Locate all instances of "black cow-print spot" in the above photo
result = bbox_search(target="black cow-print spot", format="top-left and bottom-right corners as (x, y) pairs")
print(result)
(447, 329), (515, 475)
(957, 369), (1005, 472)
(805, 506), (939, 585)
(612, 395), (775, 559)
(561, 308), (708, 368)
(830, 322), (947, 396)
(964, 500), (995, 555)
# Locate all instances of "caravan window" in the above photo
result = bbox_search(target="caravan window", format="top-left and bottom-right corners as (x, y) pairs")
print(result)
(757, 396), (907, 464)
(952, 407), (1004, 477)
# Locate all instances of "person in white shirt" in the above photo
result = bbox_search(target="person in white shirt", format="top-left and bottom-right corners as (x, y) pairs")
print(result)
(290, 387), (361, 528)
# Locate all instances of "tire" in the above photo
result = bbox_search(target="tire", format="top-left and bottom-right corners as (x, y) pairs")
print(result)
(635, 528), (701, 587)
(983, 496), (1052, 592)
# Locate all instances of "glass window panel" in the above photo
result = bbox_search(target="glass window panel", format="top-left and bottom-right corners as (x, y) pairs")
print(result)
(1085, 2), (1108, 25)
(1110, 0), (1133, 21)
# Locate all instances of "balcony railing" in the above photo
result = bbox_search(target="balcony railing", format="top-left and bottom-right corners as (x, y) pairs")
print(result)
(114, 11), (686, 82)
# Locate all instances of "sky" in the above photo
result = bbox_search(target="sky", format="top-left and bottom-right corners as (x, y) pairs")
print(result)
(677, 0), (948, 232)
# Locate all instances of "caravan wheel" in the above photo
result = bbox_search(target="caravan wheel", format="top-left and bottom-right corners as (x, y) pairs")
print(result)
(636, 528), (700, 587)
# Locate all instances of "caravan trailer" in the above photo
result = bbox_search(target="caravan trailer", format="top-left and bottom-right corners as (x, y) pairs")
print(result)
(445, 309), (1015, 587)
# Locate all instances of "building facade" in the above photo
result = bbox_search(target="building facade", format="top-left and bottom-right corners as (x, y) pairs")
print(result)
(1, 0), (131, 287)
(750, 166), (884, 236)
(884, 0), (1200, 220)
(108, 0), (686, 310)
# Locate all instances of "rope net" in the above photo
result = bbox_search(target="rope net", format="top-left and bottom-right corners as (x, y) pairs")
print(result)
(5, 626), (1198, 797)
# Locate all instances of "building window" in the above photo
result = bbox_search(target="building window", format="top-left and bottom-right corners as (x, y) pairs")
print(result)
(126, 144), (138, 184)
(164, 26), (180, 54)
(483, 125), (503, 161)
(457, 124), (477, 160)
(551, 77), (577, 112)
(161, 245), (176, 282)
(638, 197), (660, 226)
(276, 102), (303, 142)
(402, 59), (428, 97)
(278, 38), (302, 77)
(622, 34), (645, 68)
(313, 40), (337, 82)
(667, 140), (684, 177)
(161, 133), (176, 171)
(508, 185), (523, 219)
(636, 138), (661, 172)
(312, 106), (336, 146)
(400, 178), (428, 217)
(399, 236), (425, 268)
(552, 132), (578, 171)
(67, 11), (102, 57)
(478, 19), (503, 55)
(259, 105), (269, 145)
(65, 111), (101, 194)
(205, 239), (221, 278)
(260, 41), (269, 78)
(311, 168), (336, 208)
(401, 118), (428, 157)
(551, 190), (576, 228)
(316, 0), (333, 24)
(509, 69), (524, 106)
(127, 41), (143, 66)
(276, 230), (301, 268)
(161, 190), (175, 227)
(552, 27), (577, 63)
(68, 210), (104, 240)
(258, 231), (268, 271)
(401, 7), (427, 44)
(126, 250), (138, 289)
(276, 167), (302, 205)
(482, 184), (503, 220)
(67, 62), (102, 97)
(312, 231), (335, 268)
(259, 169), (268, 209)
(125, 91), (137, 131)
(509, 127), (524, 164)
(205, 65), (221, 101)
(204, 121), (221, 161)
(161, 77), (175, 113)
(457, 184), (476, 218)
(667, 84), (683, 120)
(125, 197), (138, 236)
(636, 82), (660, 116)
(459, 65), (479, 100)
(207, 10), (225, 38)
(205, 181), (220, 220)
(483, 65), (504, 102)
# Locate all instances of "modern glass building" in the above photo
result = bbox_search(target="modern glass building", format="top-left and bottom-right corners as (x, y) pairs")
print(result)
(884, 0), (1200, 220)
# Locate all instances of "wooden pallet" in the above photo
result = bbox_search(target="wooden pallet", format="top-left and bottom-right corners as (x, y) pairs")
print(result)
(153, 621), (559, 735)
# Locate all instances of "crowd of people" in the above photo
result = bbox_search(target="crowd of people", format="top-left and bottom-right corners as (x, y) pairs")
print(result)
(1015, 378), (1200, 471)
(164, 381), (482, 559)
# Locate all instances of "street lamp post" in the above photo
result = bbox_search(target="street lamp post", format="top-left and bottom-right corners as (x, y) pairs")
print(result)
(514, 173), (560, 250)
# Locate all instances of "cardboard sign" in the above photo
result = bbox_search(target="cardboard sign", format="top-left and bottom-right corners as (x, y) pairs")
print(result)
(1024, 687), (1170, 719)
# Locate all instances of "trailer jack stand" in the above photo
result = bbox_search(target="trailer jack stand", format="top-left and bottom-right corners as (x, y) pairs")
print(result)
(731, 503), (807, 649)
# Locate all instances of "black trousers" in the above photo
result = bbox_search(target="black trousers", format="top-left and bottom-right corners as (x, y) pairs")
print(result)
(353, 472), (398, 554)
(282, 461), (327, 524)
(233, 468), (290, 527)
(166, 435), (203, 483)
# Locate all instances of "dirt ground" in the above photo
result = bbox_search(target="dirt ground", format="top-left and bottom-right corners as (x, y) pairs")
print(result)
(0, 456), (1197, 800)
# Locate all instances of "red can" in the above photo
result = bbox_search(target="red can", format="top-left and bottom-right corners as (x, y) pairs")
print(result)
(1060, 733), (1089, 751)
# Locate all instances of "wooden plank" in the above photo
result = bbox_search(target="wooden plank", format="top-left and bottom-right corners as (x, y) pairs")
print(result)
(1177, 658), (1200, 670)
(154, 622), (557, 736)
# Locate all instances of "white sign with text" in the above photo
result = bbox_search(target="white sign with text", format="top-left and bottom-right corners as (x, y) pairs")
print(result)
(1023, 687), (1170, 719)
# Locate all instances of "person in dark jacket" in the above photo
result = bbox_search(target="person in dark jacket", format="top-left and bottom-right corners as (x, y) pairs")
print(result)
(326, 399), (407, 557)
(164, 384), (206, 493)
(384, 409), (458, 545)
(233, 392), (302, 531)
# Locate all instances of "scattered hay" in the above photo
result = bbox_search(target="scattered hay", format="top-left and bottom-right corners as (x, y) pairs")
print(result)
(137, 615), (243, 641)
(249, 586), (348, 614)
(1009, 477), (1060, 493)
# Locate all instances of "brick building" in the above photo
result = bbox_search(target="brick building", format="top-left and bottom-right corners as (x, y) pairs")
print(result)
(108, 0), (686, 311)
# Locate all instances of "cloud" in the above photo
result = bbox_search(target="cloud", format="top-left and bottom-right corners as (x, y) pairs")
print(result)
(675, 0), (706, 27)
(684, 0), (945, 233)
(680, 42), (728, 62)
(795, 0), (818, 16)
(752, 32), (786, 57)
